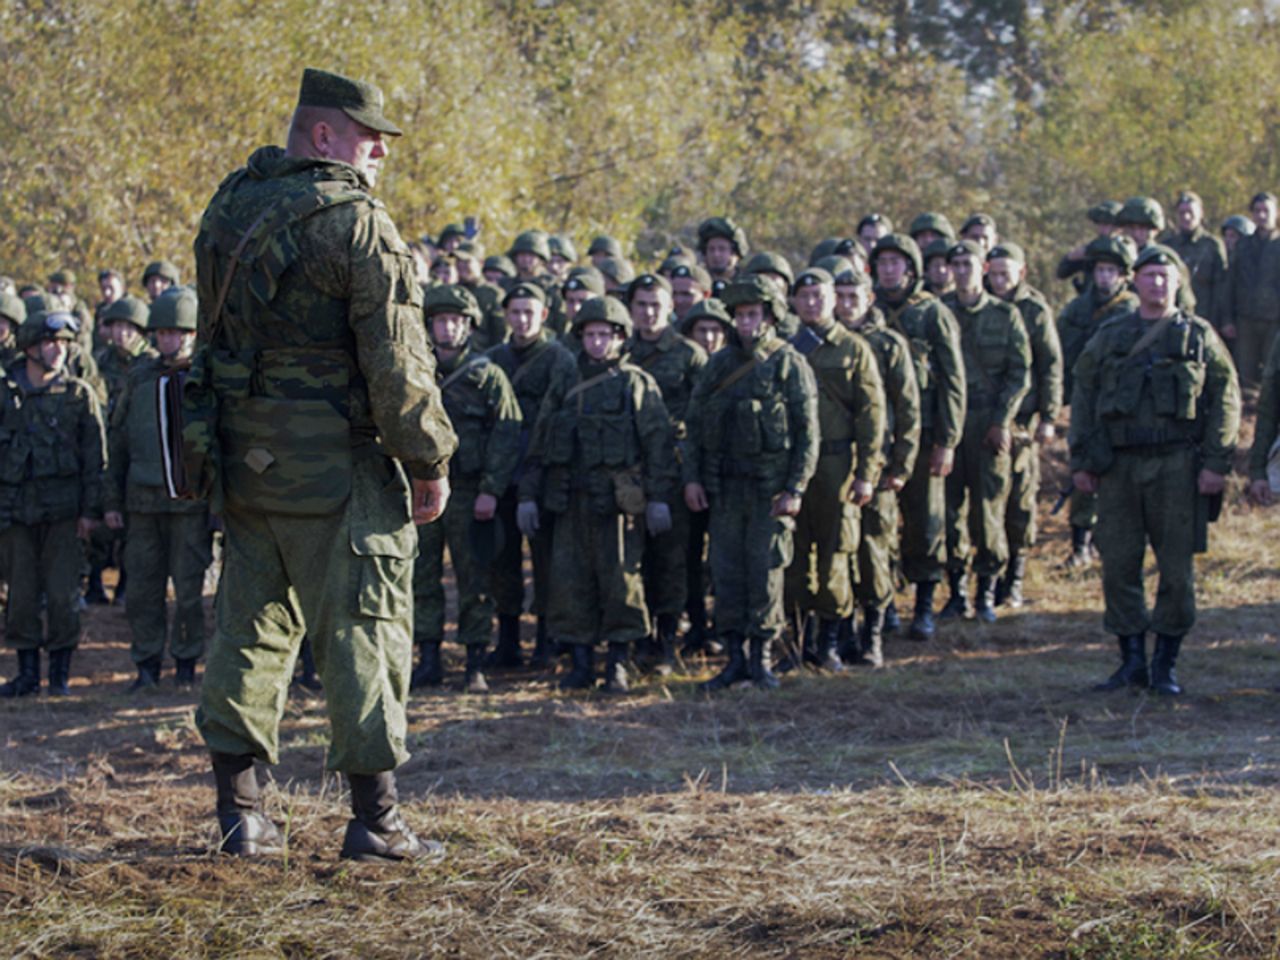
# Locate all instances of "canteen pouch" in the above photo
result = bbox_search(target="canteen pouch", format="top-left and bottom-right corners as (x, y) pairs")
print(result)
(612, 464), (647, 516)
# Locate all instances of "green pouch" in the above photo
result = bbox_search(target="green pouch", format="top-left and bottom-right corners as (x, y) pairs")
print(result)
(612, 464), (647, 516)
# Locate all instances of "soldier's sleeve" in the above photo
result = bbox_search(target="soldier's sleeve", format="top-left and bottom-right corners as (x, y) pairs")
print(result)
(1209, 238), (1229, 331)
(888, 337), (922, 481)
(783, 351), (820, 495)
(633, 371), (677, 505)
(1198, 323), (1241, 476)
(1030, 302), (1064, 424)
(78, 385), (107, 519)
(682, 362), (713, 488)
(1068, 334), (1104, 473)
(480, 366), (523, 497)
(103, 377), (132, 514)
(929, 303), (967, 448)
(347, 205), (458, 479)
(850, 336), (885, 487)
(993, 312), (1032, 429)
(1248, 334), (1280, 481)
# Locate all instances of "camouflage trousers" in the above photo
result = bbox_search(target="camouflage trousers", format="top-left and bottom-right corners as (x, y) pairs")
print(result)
(197, 456), (416, 773)
(0, 519), (82, 652)
(642, 497), (690, 618)
(853, 486), (899, 609)
(124, 509), (212, 663)
(1233, 318), (1277, 387)
(413, 485), (494, 646)
(784, 453), (860, 621)
(945, 416), (1013, 577)
(1005, 432), (1039, 552)
(899, 431), (946, 584)
(494, 486), (554, 618)
(547, 498), (648, 647)
(708, 475), (793, 641)
(1094, 447), (1198, 637)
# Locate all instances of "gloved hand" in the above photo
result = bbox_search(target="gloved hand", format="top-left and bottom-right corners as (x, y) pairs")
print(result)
(516, 500), (540, 537)
(645, 501), (672, 535)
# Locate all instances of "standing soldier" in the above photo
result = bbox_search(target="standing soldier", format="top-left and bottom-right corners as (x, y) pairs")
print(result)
(1163, 191), (1228, 332)
(1057, 201), (1121, 292)
(141, 261), (181, 302)
(922, 239), (955, 298)
(411, 285), (521, 693)
(1071, 245), (1239, 696)
(518, 297), (676, 691)
(696, 217), (749, 285)
(1224, 191), (1280, 383)
(454, 241), (507, 350)
(960, 214), (1000, 255)
(856, 214), (893, 258)
(104, 288), (212, 690)
(870, 234), (966, 640)
(0, 311), (105, 698)
(47, 269), (96, 356)
(986, 242), (1063, 606)
(188, 68), (457, 861)
(685, 276), (818, 691)
(908, 212), (957, 254)
(783, 267), (885, 670)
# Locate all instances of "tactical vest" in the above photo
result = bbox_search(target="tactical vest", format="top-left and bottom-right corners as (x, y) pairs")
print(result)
(0, 379), (87, 523)
(439, 352), (495, 481)
(696, 340), (794, 493)
(125, 368), (166, 490)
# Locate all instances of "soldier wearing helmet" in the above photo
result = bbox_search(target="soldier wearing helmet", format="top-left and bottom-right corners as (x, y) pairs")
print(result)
(1057, 201), (1122, 292)
(696, 216), (749, 283)
(0, 292), (26, 368)
(908, 212), (956, 253)
(1162, 191), (1228, 333)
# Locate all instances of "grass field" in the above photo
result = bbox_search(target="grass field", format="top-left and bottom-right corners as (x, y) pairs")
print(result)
(2, 450), (1279, 958)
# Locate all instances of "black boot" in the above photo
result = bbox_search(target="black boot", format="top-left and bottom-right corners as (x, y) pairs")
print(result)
(1065, 525), (1094, 569)
(340, 772), (445, 863)
(175, 658), (199, 688)
(817, 619), (845, 672)
(47, 649), (73, 696)
(836, 615), (857, 662)
(487, 614), (523, 669)
(938, 570), (969, 620)
(681, 597), (711, 656)
(0, 649), (41, 698)
(1150, 634), (1184, 696)
(883, 602), (901, 634)
(700, 632), (749, 691)
(654, 614), (678, 676)
(559, 644), (595, 690)
(292, 637), (322, 692)
(463, 644), (489, 693)
(113, 566), (127, 606)
(749, 636), (780, 690)
(212, 752), (282, 857)
(602, 641), (630, 693)
(410, 639), (443, 689)
(909, 582), (937, 640)
(130, 655), (162, 692)
(1093, 635), (1149, 691)
(84, 567), (109, 605)
(997, 551), (1026, 608)
(974, 575), (998, 624)
(530, 617), (552, 669)
(855, 605), (885, 668)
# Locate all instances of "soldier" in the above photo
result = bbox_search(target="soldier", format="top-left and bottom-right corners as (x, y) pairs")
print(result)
(1071, 245), (1240, 696)
(22, 289), (107, 405)
(1057, 201), (1121, 291)
(587, 235), (624, 268)
(0, 293), (24, 368)
(104, 287), (212, 690)
(741, 252), (800, 338)
(47, 269), (96, 355)
(189, 68), (457, 861)
(0, 311), (105, 698)
(487, 282), (578, 669)
(856, 213), (893, 258)
(429, 254), (458, 285)
(555, 267), (606, 339)
(482, 254), (516, 287)
(669, 263), (712, 326)
(870, 234), (965, 640)
(509, 230), (553, 282)
(681, 298), (732, 356)
(141, 260), (181, 302)
(548, 234), (577, 281)
(908, 212), (957, 253)
(986, 242), (1063, 606)
(436, 222), (466, 254)
(624, 273), (707, 672)
(1163, 191), (1228, 332)
(411, 285), (521, 693)
(1247, 333), (1280, 506)
(518, 296), (675, 691)
(922, 239), (954, 297)
(685, 276), (818, 691)
(696, 216), (749, 284)
(782, 267), (885, 671)
(835, 263), (921, 667)
(960, 214), (1000, 255)
(1224, 191), (1280, 383)
(454, 240), (507, 349)
(1220, 214), (1254, 259)
(597, 256), (636, 298)
(95, 269), (126, 326)
(938, 242), (1030, 622)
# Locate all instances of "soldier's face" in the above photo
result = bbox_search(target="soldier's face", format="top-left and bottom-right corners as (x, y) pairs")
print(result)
(156, 329), (195, 360)
(431, 260), (457, 285)
(913, 229), (942, 251)
(1223, 228), (1242, 255)
(949, 254), (984, 295)
(580, 321), (622, 361)
(505, 297), (546, 345)
(145, 276), (172, 302)
(322, 118), (387, 187)
(513, 252), (543, 279)
(0, 318), (12, 342)
(31, 338), (68, 372)
(430, 312), (470, 350)
(874, 251), (911, 292)
(1252, 199), (1277, 231)
(834, 284), (871, 327)
(792, 282), (834, 326)
(986, 258), (1023, 299)
(859, 223), (888, 255)
(733, 303), (768, 342)
(703, 237), (737, 273)
(1133, 264), (1179, 310)
(548, 254), (570, 279)
(630, 287), (671, 339)
(1092, 262), (1124, 297)
(670, 277), (705, 320)
(962, 225), (997, 254)
(925, 257), (952, 291)
(1122, 224), (1155, 248)
(1176, 201), (1202, 233)
(455, 257), (478, 283)
(690, 319), (727, 355)
(108, 320), (142, 351)
(483, 268), (507, 285)
(1095, 222), (1115, 237)
(99, 275), (124, 304)
(564, 288), (593, 321)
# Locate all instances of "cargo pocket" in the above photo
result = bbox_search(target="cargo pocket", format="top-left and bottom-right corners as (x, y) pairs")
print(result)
(349, 457), (417, 620)
(1172, 361), (1204, 420)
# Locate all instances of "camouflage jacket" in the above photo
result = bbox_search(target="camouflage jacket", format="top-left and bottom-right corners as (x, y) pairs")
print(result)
(1007, 283), (1064, 430)
(1162, 226), (1228, 329)
(942, 291), (1032, 430)
(876, 281), (966, 447)
(486, 329), (578, 488)
(1225, 231), (1280, 327)
(1057, 285), (1137, 402)
(458, 280), (507, 350)
(854, 309), (921, 483)
(433, 344), (522, 494)
(1248, 333), (1280, 481)
(95, 339), (159, 420)
(624, 324), (708, 438)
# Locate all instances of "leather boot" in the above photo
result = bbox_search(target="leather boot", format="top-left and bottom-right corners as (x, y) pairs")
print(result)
(175, 658), (199, 689)
(1093, 634), (1149, 691)
(836, 614), (857, 662)
(855, 605), (885, 668)
(47, 649), (73, 696)
(559, 644), (595, 690)
(530, 617), (552, 669)
(700, 632), (749, 691)
(817, 619), (845, 672)
(749, 636), (780, 690)
(974, 575), (998, 624)
(340, 772), (445, 863)
(463, 644), (489, 693)
(212, 752), (282, 856)
(997, 551), (1026, 608)
(938, 570), (969, 620)
(84, 567), (109, 605)
(883, 603), (901, 634)
(909, 582), (937, 640)
(1065, 525), (1094, 569)
(654, 614), (678, 676)
(602, 641), (630, 693)
(410, 639), (443, 689)
(292, 637), (322, 692)
(0, 649), (41, 698)
(681, 597), (711, 656)
(1149, 634), (1184, 696)
(130, 655), (162, 692)
(486, 614), (522, 669)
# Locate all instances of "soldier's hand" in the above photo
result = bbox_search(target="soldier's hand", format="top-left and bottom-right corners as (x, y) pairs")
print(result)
(473, 492), (498, 522)
(879, 474), (906, 493)
(684, 482), (709, 513)
(1072, 470), (1099, 495)
(645, 501), (673, 535)
(850, 479), (874, 506)
(1249, 478), (1273, 506)
(104, 511), (125, 530)
(984, 425), (1011, 454)
(76, 517), (98, 540)
(1035, 421), (1056, 444)
(770, 492), (802, 517)
(516, 500), (540, 537)
(929, 445), (955, 477)
(1197, 469), (1226, 496)
(412, 477), (450, 525)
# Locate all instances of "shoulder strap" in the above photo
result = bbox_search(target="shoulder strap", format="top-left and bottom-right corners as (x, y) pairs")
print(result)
(439, 356), (487, 392)
(1126, 313), (1176, 359)
(711, 339), (782, 395)
(563, 368), (617, 406)
(509, 339), (550, 388)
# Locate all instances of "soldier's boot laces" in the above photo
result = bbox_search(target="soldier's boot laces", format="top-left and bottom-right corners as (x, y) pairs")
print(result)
(817, 619), (845, 672)
(1150, 634), (1184, 696)
(340, 772), (445, 864)
(410, 639), (443, 689)
(938, 570), (969, 621)
(1093, 634), (1149, 692)
(974, 575), (999, 624)
(212, 752), (283, 857)
(0, 649), (41, 698)
(602, 641), (630, 693)
(1065, 525), (1094, 569)
(855, 605), (885, 669)
(653, 614), (679, 676)
(175, 658), (199, 689)
(909, 582), (937, 641)
(700, 633), (749, 692)
(486, 615), (523, 670)
(463, 644), (489, 694)
(559, 644), (595, 691)
(130, 655), (162, 693)
(530, 617), (553, 670)
(749, 636), (780, 691)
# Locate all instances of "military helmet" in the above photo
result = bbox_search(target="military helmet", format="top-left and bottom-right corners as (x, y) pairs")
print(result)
(454, 239), (484, 262)
(696, 216), (749, 257)
(721, 274), (786, 324)
(814, 255), (856, 278)
(508, 230), (551, 263)
(149, 287), (198, 332)
(667, 262), (711, 290)
(22, 289), (60, 317)
(142, 260), (181, 286)
(483, 254), (516, 279)
(960, 213), (997, 235)
(1085, 235), (1137, 270)
(808, 238), (842, 264)
(945, 240), (985, 263)
(17, 310), (78, 351)
(423, 283), (481, 324)
(680, 297), (733, 336)
(742, 250), (795, 286)
(659, 249), (697, 275)
(502, 281), (548, 308)
(436, 222), (467, 247)
(549, 234), (578, 262)
(909, 212), (957, 243)
(1133, 243), (1185, 273)
(1116, 196), (1166, 231)
(856, 212), (894, 235)
(596, 256), (636, 287)
(870, 233), (924, 277)
(825, 257), (867, 287)
(562, 266), (606, 297)
(1222, 214), (1256, 237)
(625, 272), (672, 304)
(987, 241), (1026, 265)
(0, 291), (27, 327)
(588, 235), (624, 259)
(102, 295), (150, 330)
(921, 238), (951, 265)
(1087, 200), (1122, 225)
(571, 295), (633, 338)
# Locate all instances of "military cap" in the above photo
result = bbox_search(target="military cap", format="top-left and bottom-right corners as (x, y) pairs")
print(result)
(297, 67), (402, 136)
(1087, 201), (1122, 225)
(0, 292), (26, 326)
(871, 233), (924, 276)
(142, 260), (181, 286)
(681, 297), (733, 336)
(808, 238), (842, 264)
(149, 287), (199, 332)
(909, 212), (957, 242)
(571, 295), (633, 338)
(857, 212), (894, 234)
(49, 269), (76, 286)
(596, 256), (636, 287)
(483, 254), (516, 279)
(814, 255), (855, 278)
(987, 242), (1026, 265)
(17, 310), (78, 350)
(588, 235), (624, 259)
(1174, 190), (1203, 208)
(659, 248), (697, 275)
(562, 266), (606, 297)
(742, 250), (795, 286)
(502, 281), (547, 307)
(1133, 244), (1185, 273)
(946, 240), (985, 263)
(626, 273), (673, 303)
(424, 283), (481, 323)
(508, 230), (551, 262)
(1116, 196), (1165, 230)
(668, 262), (711, 290)
(960, 213), (997, 234)
(922, 238), (951, 264)
(696, 216), (749, 257)
(792, 267), (834, 292)
(1251, 191), (1278, 207)
(721, 274), (786, 323)
(549, 234), (578, 262)
(437, 222), (467, 246)
(102, 295), (150, 330)
(1085, 235), (1137, 270)
(1221, 214), (1256, 237)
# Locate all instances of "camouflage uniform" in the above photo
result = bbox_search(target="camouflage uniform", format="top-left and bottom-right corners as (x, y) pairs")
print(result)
(1163, 224), (1228, 331)
(1248, 333), (1280, 486)
(1223, 227), (1280, 384)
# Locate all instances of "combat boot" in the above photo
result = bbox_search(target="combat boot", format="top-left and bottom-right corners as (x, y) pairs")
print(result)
(816, 619), (845, 672)
(1093, 635), (1149, 692)
(681, 597), (712, 656)
(175, 658), (199, 689)
(909, 581), (937, 641)
(47, 649), (73, 696)
(0, 649), (41, 698)
(1149, 634), (1184, 696)
(410, 639), (443, 689)
(700, 633), (749, 691)
(1065, 525), (1094, 569)
(487, 614), (523, 669)
(996, 551), (1026, 608)
(974, 575), (998, 624)
(130, 655), (162, 692)
(883, 603), (901, 634)
(854, 605), (885, 668)
(463, 644), (489, 694)
(292, 637), (322, 692)
(938, 570), (969, 620)
(748, 636), (780, 691)
(84, 567), (109, 605)
(212, 752), (282, 857)
(559, 644), (595, 691)
(602, 641), (630, 693)
(654, 614), (679, 676)
(836, 614), (857, 662)
(340, 772), (445, 864)
(530, 617), (553, 669)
